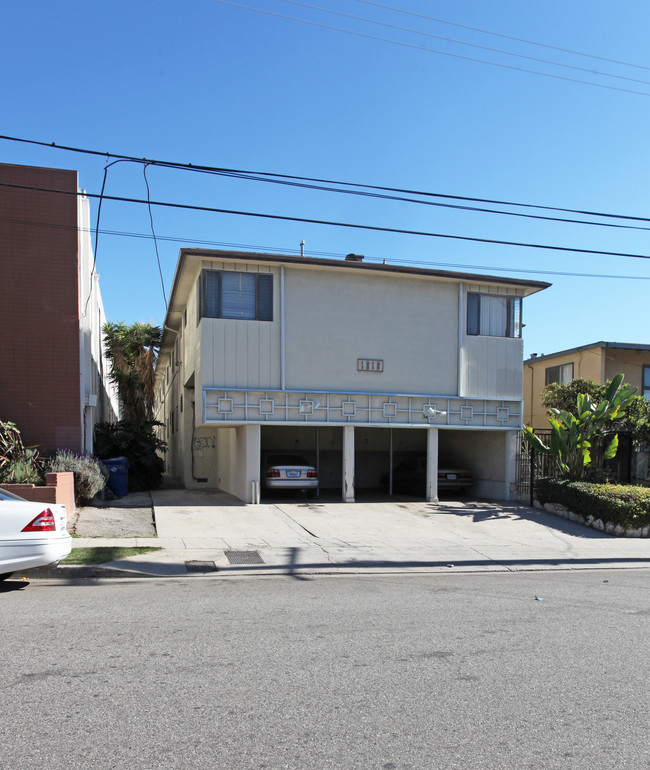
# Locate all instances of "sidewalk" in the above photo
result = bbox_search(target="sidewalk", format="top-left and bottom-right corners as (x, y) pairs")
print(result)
(25, 488), (650, 579)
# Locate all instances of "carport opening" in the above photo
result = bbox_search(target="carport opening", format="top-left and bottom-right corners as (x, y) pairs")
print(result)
(260, 425), (344, 500)
(355, 428), (428, 500)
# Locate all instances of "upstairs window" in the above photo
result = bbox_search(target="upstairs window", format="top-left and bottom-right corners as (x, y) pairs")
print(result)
(643, 365), (650, 402)
(197, 270), (273, 322)
(467, 293), (521, 338)
(545, 362), (574, 386)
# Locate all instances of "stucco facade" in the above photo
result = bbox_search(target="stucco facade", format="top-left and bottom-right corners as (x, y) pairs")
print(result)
(524, 342), (650, 431)
(156, 250), (548, 503)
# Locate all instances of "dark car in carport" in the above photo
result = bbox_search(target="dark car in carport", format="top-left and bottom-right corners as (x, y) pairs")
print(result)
(385, 456), (473, 495)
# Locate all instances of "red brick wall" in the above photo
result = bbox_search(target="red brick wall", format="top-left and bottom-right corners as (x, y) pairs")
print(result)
(0, 164), (82, 454)
(0, 471), (76, 521)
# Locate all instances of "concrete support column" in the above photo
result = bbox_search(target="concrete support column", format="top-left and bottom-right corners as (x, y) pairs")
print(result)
(504, 429), (516, 502)
(426, 427), (439, 503)
(238, 424), (261, 503)
(342, 425), (355, 502)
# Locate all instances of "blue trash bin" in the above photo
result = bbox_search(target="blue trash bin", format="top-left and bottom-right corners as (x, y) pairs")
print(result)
(102, 456), (130, 497)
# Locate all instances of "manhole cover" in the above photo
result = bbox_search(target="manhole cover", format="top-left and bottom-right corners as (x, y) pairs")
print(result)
(185, 560), (218, 572)
(225, 550), (264, 565)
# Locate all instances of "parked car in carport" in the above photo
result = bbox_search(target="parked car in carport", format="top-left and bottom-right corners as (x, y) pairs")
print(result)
(262, 454), (319, 494)
(384, 456), (473, 495)
(0, 488), (72, 579)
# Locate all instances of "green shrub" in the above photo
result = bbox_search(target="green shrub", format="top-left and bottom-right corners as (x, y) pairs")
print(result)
(0, 453), (44, 485)
(535, 477), (650, 530)
(93, 420), (166, 492)
(0, 421), (44, 484)
(47, 451), (106, 506)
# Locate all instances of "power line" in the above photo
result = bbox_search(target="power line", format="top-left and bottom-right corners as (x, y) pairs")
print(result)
(277, 0), (650, 88)
(175, 167), (650, 234)
(143, 164), (167, 306)
(3, 180), (650, 262)
(211, 0), (650, 97)
(1, 214), (647, 281)
(3, 134), (650, 226)
(354, 0), (650, 73)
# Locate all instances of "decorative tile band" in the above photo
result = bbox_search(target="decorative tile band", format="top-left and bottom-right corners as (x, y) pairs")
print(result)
(202, 388), (522, 429)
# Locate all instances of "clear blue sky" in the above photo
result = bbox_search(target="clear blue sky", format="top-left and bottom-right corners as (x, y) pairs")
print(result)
(3, 0), (650, 358)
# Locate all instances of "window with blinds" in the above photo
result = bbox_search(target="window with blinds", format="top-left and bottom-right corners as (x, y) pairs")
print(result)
(197, 270), (273, 322)
(467, 293), (522, 338)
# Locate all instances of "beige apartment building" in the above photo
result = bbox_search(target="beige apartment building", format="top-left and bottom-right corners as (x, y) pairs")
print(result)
(524, 342), (650, 431)
(155, 249), (549, 503)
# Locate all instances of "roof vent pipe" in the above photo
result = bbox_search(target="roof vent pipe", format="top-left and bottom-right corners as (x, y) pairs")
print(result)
(345, 253), (364, 261)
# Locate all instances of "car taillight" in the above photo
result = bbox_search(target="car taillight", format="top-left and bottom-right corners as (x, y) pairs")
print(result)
(266, 470), (281, 478)
(21, 508), (57, 532)
(459, 473), (472, 479)
(306, 471), (318, 478)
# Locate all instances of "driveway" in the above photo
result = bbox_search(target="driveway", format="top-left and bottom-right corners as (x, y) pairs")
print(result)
(71, 489), (650, 577)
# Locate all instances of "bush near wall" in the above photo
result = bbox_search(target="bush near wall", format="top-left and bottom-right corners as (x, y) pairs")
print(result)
(535, 478), (650, 530)
(94, 420), (166, 492)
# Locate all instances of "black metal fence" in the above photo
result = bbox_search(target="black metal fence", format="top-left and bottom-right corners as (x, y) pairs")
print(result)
(516, 429), (634, 505)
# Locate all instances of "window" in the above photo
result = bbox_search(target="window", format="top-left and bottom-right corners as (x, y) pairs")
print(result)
(644, 365), (650, 401)
(197, 270), (273, 322)
(467, 293), (521, 338)
(545, 362), (574, 386)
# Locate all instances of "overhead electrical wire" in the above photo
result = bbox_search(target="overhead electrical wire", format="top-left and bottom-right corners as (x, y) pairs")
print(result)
(353, 0), (650, 73)
(276, 0), (650, 88)
(143, 163), (167, 306)
(3, 180), (650, 263)
(210, 0), (650, 97)
(2, 134), (650, 227)
(0, 214), (647, 282)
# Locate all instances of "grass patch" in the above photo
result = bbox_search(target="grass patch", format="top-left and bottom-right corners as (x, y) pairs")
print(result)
(62, 546), (162, 565)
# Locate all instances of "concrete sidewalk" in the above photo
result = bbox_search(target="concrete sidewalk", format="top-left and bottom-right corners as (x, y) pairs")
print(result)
(26, 488), (650, 579)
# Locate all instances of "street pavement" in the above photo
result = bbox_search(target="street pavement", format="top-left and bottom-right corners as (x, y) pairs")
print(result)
(27, 487), (650, 578)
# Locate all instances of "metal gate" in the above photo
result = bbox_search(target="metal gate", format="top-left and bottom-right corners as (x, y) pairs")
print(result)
(516, 430), (633, 505)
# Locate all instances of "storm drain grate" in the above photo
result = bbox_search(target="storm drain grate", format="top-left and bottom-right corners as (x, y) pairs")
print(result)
(185, 560), (219, 573)
(225, 550), (265, 565)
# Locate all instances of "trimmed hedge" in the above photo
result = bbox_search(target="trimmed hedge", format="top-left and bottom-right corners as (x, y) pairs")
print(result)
(535, 478), (650, 530)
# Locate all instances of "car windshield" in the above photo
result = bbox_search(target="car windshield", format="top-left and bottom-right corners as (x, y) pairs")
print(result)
(0, 488), (27, 502)
(266, 455), (310, 466)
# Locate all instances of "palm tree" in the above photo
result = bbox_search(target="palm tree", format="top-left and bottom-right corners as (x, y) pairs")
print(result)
(103, 322), (162, 420)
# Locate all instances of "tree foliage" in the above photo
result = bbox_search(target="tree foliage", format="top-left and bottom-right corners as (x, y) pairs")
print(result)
(103, 322), (162, 420)
(94, 420), (166, 492)
(525, 374), (637, 480)
(542, 377), (650, 447)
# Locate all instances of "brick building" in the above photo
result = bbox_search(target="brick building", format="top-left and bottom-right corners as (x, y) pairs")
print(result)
(0, 163), (118, 454)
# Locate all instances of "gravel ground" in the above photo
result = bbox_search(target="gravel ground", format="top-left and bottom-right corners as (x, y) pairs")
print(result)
(70, 491), (156, 537)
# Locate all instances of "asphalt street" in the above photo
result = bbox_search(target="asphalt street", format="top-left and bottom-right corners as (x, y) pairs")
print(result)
(2, 570), (649, 769)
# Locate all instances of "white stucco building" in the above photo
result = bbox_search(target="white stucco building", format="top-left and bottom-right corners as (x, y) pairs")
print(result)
(155, 249), (549, 503)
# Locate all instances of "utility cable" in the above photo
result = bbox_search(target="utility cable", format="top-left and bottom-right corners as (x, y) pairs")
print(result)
(2, 180), (650, 263)
(143, 163), (168, 307)
(277, 0), (650, 87)
(356, 0), (650, 70)
(354, 0), (650, 73)
(2, 134), (650, 225)
(1, 214), (647, 281)
(211, 0), (650, 97)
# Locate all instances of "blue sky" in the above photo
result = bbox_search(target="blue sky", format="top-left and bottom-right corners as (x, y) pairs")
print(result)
(3, 0), (650, 358)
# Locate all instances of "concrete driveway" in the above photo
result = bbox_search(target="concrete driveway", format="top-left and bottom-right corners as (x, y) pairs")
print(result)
(66, 488), (650, 577)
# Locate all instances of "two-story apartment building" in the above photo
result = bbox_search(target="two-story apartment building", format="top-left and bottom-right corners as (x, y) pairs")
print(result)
(155, 249), (549, 503)
(524, 342), (650, 431)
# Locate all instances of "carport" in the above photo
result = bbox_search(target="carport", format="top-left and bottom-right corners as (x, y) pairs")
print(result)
(261, 425), (344, 499)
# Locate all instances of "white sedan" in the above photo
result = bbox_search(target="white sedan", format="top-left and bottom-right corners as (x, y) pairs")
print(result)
(0, 488), (72, 580)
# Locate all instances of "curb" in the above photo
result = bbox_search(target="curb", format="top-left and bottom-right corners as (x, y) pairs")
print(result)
(19, 565), (162, 580)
